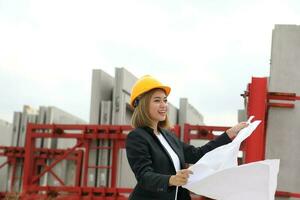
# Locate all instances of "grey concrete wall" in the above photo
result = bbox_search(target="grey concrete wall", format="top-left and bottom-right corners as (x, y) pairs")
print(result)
(19, 105), (38, 147)
(179, 98), (205, 145)
(10, 106), (38, 192)
(43, 106), (86, 186)
(8, 112), (21, 191)
(36, 106), (47, 148)
(88, 70), (114, 186)
(0, 119), (12, 192)
(7, 114), (22, 192)
(267, 24), (300, 199)
(89, 69), (114, 124)
(96, 101), (112, 187)
(11, 112), (22, 147)
(112, 67), (137, 125)
(179, 98), (204, 126)
(44, 106), (86, 149)
(112, 68), (137, 188)
(179, 98), (207, 149)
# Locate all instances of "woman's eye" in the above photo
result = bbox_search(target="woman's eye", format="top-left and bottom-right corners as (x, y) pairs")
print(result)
(164, 99), (168, 103)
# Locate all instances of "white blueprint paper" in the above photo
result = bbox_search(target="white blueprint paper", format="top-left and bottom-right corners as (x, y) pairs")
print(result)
(183, 117), (280, 200)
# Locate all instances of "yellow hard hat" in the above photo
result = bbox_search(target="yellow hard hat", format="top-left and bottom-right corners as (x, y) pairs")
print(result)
(130, 75), (171, 107)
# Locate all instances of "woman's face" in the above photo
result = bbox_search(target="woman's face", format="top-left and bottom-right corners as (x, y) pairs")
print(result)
(149, 89), (168, 123)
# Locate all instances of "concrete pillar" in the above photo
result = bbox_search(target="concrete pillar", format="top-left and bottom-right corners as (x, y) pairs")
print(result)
(89, 69), (114, 124)
(0, 119), (12, 192)
(112, 68), (137, 188)
(96, 101), (112, 187)
(179, 98), (205, 147)
(88, 69), (114, 186)
(267, 24), (300, 199)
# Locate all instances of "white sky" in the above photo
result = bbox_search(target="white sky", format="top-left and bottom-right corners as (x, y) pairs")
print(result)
(1, 0), (300, 126)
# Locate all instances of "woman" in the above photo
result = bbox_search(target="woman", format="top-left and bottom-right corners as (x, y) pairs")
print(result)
(126, 75), (247, 200)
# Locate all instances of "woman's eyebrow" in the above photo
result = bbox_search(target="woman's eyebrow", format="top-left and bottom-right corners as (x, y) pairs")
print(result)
(153, 96), (167, 99)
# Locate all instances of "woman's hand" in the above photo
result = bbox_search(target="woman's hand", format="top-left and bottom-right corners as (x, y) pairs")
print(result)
(226, 122), (248, 139)
(169, 169), (193, 186)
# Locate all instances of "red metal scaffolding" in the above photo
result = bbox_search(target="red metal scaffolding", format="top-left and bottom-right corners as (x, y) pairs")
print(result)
(1, 77), (300, 199)
(21, 124), (133, 199)
(243, 77), (300, 198)
(1, 124), (179, 199)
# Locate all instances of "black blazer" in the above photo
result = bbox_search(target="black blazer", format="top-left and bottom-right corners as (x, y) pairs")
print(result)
(125, 126), (232, 200)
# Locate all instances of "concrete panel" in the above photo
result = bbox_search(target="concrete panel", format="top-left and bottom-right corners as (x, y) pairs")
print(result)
(87, 101), (113, 187)
(179, 98), (204, 140)
(7, 112), (21, 192)
(11, 112), (22, 147)
(11, 106), (38, 192)
(112, 67), (137, 125)
(270, 25), (300, 94)
(42, 106), (86, 186)
(112, 68), (137, 188)
(36, 106), (47, 148)
(0, 119), (12, 192)
(44, 106), (86, 149)
(19, 105), (38, 147)
(89, 69), (114, 124)
(179, 98), (204, 125)
(96, 101), (112, 187)
(88, 69), (113, 186)
(266, 24), (300, 196)
(100, 101), (112, 125)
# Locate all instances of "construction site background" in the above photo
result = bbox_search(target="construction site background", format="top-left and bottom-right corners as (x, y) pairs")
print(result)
(0, 24), (300, 199)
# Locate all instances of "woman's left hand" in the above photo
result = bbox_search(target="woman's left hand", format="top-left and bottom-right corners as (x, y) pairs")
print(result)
(226, 122), (248, 139)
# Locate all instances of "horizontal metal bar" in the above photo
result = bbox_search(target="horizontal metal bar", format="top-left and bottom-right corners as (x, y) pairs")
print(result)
(268, 103), (294, 108)
(276, 191), (300, 198)
(88, 165), (112, 169)
(31, 133), (127, 140)
(187, 134), (216, 140)
(27, 185), (133, 194)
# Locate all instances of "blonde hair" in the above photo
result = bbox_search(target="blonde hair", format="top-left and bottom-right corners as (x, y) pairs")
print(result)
(131, 89), (170, 129)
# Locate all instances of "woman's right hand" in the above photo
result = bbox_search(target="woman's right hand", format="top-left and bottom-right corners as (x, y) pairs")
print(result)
(169, 169), (193, 186)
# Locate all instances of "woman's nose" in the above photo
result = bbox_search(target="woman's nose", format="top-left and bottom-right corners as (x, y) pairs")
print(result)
(160, 101), (168, 107)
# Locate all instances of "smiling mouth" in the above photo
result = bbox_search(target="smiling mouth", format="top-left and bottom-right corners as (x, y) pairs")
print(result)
(158, 111), (167, 114)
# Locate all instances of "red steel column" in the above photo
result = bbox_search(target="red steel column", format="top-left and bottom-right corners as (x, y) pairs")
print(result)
(245, 77), (268, 163)
(22, 123), (36, 193)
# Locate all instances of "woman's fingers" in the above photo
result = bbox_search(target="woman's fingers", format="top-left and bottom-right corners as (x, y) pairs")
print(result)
(178, 169), (193, 175)
(226, 122), (249, 138)
(169, 169), (194, 186)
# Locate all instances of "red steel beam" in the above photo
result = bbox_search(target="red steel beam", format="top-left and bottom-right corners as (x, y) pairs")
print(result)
(83, 139), (90, 187)
(245, 77), (267, 163)
(184, 124), (230, 143)
(276, 191), (300, 198)
(268, 102), (294, 108)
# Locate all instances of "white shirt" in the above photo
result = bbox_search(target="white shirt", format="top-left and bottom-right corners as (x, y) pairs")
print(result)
(156, 132), (181, 200)
(156, 133), (181, 172)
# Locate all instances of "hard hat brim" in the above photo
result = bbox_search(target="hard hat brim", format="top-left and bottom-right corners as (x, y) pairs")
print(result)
(130, 85), (171, 108)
